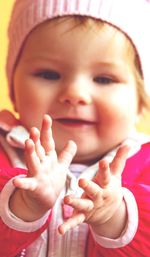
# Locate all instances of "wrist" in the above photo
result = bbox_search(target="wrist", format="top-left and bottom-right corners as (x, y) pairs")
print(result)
(9, 189), (49, 221)
(91, 199), (127, 239)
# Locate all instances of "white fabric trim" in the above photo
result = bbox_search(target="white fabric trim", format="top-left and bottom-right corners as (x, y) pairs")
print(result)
(6, 125), (29, 148)
(90, 187), (138, 248)
(0, 175), (50, 232)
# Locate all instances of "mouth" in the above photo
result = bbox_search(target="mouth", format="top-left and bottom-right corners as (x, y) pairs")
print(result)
(54, 118), (96, 127)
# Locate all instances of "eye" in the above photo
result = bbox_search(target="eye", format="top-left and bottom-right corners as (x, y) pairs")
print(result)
(34, 70), (60, 80)
(93, 76), (114, 85)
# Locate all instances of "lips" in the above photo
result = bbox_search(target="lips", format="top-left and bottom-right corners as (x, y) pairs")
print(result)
(54, 118), (96, 126)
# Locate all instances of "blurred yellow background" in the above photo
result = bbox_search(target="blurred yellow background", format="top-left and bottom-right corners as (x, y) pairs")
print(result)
(0, 2), (150, 133)
(0, 2), (14, 112)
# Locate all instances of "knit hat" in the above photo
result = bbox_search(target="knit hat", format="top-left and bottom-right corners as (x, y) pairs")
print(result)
(7, 0), (150, 100)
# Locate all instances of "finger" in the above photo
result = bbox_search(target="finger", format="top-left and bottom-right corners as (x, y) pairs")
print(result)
(78, 178), (102, 201)
(110, 145), (130, 175)
(58, 140), (77, 167)
(58, 213), (85, 235)
(29, 127), (40, 142)
(94, 159), (111, 188)
(40, 115), (55, 153)
(64, 195), (94, 212)
(13, 177), (38, 191)
(25, 139), (41, 175)
(29, 127), (45, 160)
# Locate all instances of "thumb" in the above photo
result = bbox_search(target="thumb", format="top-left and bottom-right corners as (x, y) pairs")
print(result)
(110, 145), (130, 176)
(58, 140), (77, 167)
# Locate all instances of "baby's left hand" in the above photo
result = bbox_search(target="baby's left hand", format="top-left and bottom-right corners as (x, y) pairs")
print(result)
(58, 145), (129, 236)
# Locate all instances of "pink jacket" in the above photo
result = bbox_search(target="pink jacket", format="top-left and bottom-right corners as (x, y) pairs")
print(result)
(0, 142), (150, 257)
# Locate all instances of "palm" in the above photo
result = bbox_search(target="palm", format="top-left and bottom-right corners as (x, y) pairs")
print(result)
(58, 145), (129, 234)
(13, 115), (77, 210)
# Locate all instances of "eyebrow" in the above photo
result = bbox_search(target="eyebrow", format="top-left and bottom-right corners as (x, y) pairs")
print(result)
(23, 55), (128, 72)
(23, 55), (61, 63)
(95, 60), (127, 69)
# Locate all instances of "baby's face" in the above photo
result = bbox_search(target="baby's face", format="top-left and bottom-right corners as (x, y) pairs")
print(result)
(13, 18), (139, 164)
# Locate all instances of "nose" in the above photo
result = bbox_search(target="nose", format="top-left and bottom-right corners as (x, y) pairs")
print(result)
(59, 78), (92, 106)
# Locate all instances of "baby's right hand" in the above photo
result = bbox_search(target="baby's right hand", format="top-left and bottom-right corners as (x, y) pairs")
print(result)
(12, 115), (77, 220)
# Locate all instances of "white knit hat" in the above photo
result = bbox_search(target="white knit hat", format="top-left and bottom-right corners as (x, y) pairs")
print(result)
(7, 0), (150, 99)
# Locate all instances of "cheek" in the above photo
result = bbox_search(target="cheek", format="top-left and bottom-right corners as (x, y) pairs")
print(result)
(96, 94), (138, 130)
(96, 106), (137, 148)
(14, 86), (51, 129)
(14, 80), (50, 111)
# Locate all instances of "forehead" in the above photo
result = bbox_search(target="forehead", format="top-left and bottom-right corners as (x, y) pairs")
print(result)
(38, 16), (129, 43)
(18, 15), (136, 70)
(24, 16), (132, 52)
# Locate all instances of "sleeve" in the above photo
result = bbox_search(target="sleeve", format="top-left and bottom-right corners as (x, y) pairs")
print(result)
(90, 187), (138, 248)
(0, 175), (51, 232)
(0, 168), (51, 257)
